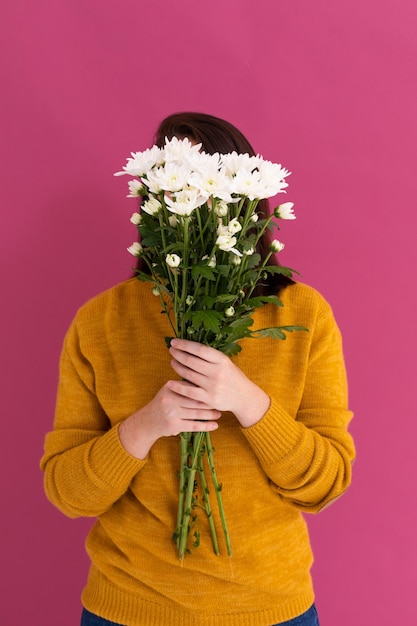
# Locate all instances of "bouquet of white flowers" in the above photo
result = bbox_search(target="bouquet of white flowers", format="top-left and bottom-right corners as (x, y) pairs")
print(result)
(116, 137), (304, 559)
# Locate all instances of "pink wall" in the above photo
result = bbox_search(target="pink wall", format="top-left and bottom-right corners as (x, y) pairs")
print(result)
(2, 1), (416, 623)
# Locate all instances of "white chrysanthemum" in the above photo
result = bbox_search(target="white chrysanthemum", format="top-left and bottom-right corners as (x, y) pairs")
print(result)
(220, 152), (258, 177)
(127, 242), (143, 256)
(193, 150), (220, 168)
(163, 136), (203, 164)
(257, 160), (290, 197)
(229, 168), (265, 200)
(168, 215), (178, 227)
(164, 188), (206, 216)
(231, 256), (241, 265)
(166, 253), (181, 268)
(130, 212), (142, 225)
(225, 306), (235, 317)
(144, 162), (192, 194)
(243, 246), (255, 255)
(216, 232), (237, 250)
(274, 201), (296, 220)
(216, 226), (242, 256)
(115, 145), (164, 177)
(188, 164), (234, 202)
(250, 212), (259, 223)
(186, 295), (194, 306)
(270, 239), (285, 253)
(142, 197), (162, 216)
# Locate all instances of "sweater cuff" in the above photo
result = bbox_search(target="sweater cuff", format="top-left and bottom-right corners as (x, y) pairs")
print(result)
(89, 424), (147, 490)
(241, 397), (302, 463)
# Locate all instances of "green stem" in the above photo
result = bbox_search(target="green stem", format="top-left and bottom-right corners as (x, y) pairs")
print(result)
(177, 432), (205, 559)
(205, 432), (232, 556)
(245, 249), (274, 301)
(179, 217), (190, 338)
(197, 441), (220, 555)
(176, 432), (191, 548)
(195, 205), (208, 250)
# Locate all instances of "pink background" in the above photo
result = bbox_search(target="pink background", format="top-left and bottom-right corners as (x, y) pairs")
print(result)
(2, 1), (416, 624)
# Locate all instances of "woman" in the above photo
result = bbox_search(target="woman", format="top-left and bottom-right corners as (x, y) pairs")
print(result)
(41, 112), (355, 626)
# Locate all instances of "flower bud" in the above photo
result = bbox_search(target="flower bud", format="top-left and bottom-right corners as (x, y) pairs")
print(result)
(214, 201), (228, 217)
(127, 180), (146, 198)
(127, 242), (143, 256)
(225, 306), (235, 317)
(130, 212), (142, 225)
(274, 202), (295, 220)
(227, 218), (242, 234)
(202, 254), (217, 267)
(270, 239), (285, 253)
(142, 197), (162, 216)
(166, 253), (181, 268)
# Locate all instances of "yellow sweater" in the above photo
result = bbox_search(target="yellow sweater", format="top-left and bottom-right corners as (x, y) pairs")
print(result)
(41, 278), (355, 626)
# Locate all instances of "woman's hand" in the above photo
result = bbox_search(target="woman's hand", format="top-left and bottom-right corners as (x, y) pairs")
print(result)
(119, 339), (270, 459)
(119, 379), (221, 460)
(168, 338), (270, 428)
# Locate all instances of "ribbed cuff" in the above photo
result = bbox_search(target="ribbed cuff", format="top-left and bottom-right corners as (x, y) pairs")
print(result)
(88, 424), (147, 490)
(240, 397), (302, 464)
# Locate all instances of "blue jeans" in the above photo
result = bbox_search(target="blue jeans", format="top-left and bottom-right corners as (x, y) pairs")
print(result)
(273, 604), (320, 625)
(81, 604), (319, 625)
(81, 610), (124, 625)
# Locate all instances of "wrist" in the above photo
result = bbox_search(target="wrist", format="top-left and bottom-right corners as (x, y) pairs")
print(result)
(235, 388), (270, 428)
(118, 411), (156, 460)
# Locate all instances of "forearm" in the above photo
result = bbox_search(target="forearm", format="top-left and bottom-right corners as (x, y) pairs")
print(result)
(41, 425), (145, 518)
(241, 398), (355, 512)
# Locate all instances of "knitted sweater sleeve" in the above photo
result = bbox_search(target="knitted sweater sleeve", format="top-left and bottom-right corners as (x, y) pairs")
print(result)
(40, 319), (146, 518)
(241, 294), (355, 513)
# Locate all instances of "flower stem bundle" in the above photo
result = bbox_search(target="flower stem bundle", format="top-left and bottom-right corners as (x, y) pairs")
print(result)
(116, 137), (305, 558)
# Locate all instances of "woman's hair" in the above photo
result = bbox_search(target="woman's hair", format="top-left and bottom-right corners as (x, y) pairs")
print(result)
(154, 112), (256, 157)
(136, 111), (293, 293)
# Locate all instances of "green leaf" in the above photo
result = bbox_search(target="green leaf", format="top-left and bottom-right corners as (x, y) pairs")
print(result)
(263, 265), (298, 277)
(245, 253), (261, 269)
(199, 294), (236, 307)
(191, 265), (216, 281)
(191, 310), (223, 333)
(214, 294), (237, 304)
(251, 327), (287, 340)
(216, 265), (232, 277)
(250, 325), (309, 340)
(134, 271), (155, 283)
(219, 342), (242, 356)
(228, 316), (254, 332)
(140, 232), (164, 247)
(245, 295), (284, 308)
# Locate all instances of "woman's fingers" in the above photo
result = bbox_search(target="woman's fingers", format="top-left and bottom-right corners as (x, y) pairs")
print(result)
(167, 378), (205, 402)
(169, 338), (220, 363)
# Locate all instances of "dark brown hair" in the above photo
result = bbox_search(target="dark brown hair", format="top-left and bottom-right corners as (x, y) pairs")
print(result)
(136, 111), (293, 293)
